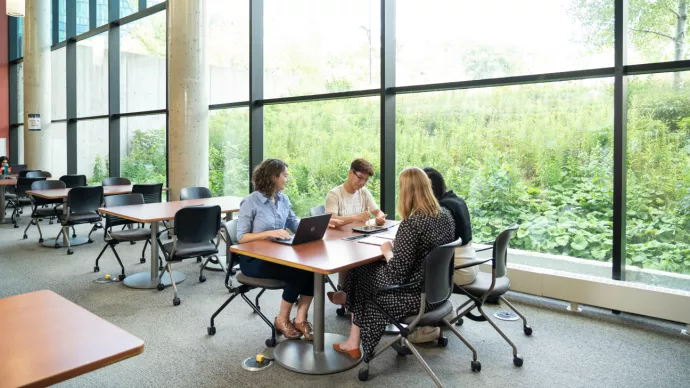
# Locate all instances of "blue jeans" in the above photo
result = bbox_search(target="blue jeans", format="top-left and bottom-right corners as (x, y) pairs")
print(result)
(239, 255), (314, 303)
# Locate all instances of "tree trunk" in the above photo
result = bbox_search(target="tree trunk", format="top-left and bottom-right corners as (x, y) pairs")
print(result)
(673, 0), (688, 88)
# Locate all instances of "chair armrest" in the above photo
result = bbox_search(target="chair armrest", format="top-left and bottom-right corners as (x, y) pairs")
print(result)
(454, 257), (493, 270)
(474, 246), (493, 253)
(372, 281), (420, 294)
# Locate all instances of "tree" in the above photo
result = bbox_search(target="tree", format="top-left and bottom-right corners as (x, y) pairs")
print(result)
(571, 0), (688, 88)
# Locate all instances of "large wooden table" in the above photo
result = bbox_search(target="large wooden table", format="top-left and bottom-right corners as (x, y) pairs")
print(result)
(98, 196), (243, 289)
(0, 177), (17, 225)
(0, 290), (144, 388)
(231, 220), (399, 375)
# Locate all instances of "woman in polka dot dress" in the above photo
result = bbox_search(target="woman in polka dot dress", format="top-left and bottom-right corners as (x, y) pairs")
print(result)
(331, 167), (455, 361)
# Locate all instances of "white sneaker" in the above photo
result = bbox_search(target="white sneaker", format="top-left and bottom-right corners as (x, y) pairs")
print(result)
(407, 326), (440, 344)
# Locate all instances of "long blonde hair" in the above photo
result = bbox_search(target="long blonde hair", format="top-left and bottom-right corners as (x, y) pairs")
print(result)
(397, 167), (440, 219)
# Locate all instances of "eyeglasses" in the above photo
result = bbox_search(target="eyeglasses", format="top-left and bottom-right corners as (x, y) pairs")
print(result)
(353, 171), (369, 183)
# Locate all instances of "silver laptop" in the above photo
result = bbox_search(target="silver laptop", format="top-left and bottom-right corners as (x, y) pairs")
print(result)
(270, 213), (332, 245)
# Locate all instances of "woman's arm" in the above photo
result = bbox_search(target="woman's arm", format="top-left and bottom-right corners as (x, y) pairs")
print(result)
(380, 219), (416, 284)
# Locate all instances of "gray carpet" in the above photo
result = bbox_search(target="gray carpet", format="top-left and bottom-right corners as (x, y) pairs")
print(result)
(0, 219), (688, 388)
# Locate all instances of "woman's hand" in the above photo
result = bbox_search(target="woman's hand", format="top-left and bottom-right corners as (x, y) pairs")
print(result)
(374, 213), (387, 226)
(381, 241), (394, 262)
(328, 219), (345, 228)
(263, 229), (291, 240)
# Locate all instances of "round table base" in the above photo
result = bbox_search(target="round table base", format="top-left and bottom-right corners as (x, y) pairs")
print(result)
(274, 333), (362, 375)
(42, 236), (89, 248)
(122, 271), (186, 289)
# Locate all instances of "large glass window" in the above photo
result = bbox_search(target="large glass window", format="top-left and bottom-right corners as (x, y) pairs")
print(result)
(58, 0), (66, 42)
(120, 0), (140, 19)
(120, 115), (167, 185)
(208, 0), (249, 103)
(397, 79), (614, 278)
(50, 123), (68, 178)
(76, 0), (89, 35)
(397, 0), (614, 86)
(11, 17), (23, 60)
(264, 97), (380, 217)
(264, 0), (380, 98)
(77, 32), (109, 117)
(627, 1), (690, 65)
(77, 120), (110, 185)
(626, 72), (690, 291)
(209, 108), (249, 197)
(15, 63), (24, 124)
(96, 0), (109, 27)
(52, 48), (67, 120)
(120, 10), (166, 113)
(16, 125), (24, 164)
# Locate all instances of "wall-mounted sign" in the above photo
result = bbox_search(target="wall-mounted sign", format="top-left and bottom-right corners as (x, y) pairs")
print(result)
(28, 114), (40, 131)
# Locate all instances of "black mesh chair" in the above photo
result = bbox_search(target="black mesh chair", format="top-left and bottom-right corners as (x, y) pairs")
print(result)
(180, 186), (212, 200)
(449, 225), (530, 368)
(11, 177), (46, 227)
(59, 174), (87, 188)
(26, 171), (52, 178)
(22, 180), (65, 242)
(58, 186), (103, 255)
(19, 169), (40, 178)
(207, 218), (287, 348)
(156, 205), (222, 306)
(132, 182), (167, 241)
(94, 194), (154, 281)
(309, 204), (341, 312)
(357, 238), (477, 386)
(102, 177), (131, 186)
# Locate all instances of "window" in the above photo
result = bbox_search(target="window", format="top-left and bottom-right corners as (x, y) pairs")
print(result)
(207, 0), (249, 103)
(120, 0), (139, 19)
(16, 125), (24, 164)
(77, 120), (110, 185)
(626, 72), (690, 291)
(264, 97), (380, 217)
(52, 48), (67, 120)
(13, 17), (23, 59)
(76, 0), (89, 35)
(147, 0), (165, 7)
(50, 123), (68, 178)
(397, 0), (614, 86)
(120, 10), (166, 113)
(627, 1), (690, 65)
(120, 115), (167, 185)
(264, 0), (380, 98)
(96, 0), (109, 27)
(58, 0), (66, 42)
(15, 63), (24, 124)
(77, 32), (109, 117)
(209, 108), (249, 197)
(397, 79), (614, 277)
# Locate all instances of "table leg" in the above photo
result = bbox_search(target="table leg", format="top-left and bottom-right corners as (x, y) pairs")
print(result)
(123, 222), (186, 289)
(0, 187), (11, 224)
(42, 199), (88, 248)
(273, 272), (362, 375)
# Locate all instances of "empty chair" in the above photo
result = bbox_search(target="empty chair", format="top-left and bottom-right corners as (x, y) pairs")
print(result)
(26, 171), (52, 178)
(94, 194), (155, 281)
(207, 218), (287, 347)
(180, 186), (212, 201)
(156, 205), (222, 306)
(23, 180), (66, 242)
(10, 177), (46, 228)
(102, 177), (131, 186)
(132, 183), (163, 204)
(357, 239), (473, 386)
(58, 186), (104, 255)
(450, 225), (530, 368)
(19, 170), (40, 178)
(59, 174), (87, 188)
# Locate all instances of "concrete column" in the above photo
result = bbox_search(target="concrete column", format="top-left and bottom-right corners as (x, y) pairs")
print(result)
(23, 0), (51, 170)
(168, 0), (208, 200)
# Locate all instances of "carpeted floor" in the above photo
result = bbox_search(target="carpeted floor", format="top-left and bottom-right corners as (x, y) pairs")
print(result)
(0, 219), (688, 388)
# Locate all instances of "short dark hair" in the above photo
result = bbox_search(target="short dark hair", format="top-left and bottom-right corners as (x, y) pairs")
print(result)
(252, 159), (288, 198)
(0, 156), (7, 164)
(423, 167), (446, 200)
(350, 158), (374, 177)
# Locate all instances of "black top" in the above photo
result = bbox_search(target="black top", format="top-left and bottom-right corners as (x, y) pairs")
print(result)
(439, 190), (472, 244)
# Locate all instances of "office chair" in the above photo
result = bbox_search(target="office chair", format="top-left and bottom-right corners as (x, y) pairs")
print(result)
(59, 174), (87, 188)
(132, 182), (170, 242)
(180, 186), (212, 200)
(18, 169), (39, 178)
(449, 225), (530, 368)
(207, 218), (288, 348)
(22, 180), (65, 242)
(156, 205), (222, 306)
(11, 177), (46, 227)
(25, 170), (52, 178)
(58, 186), (103, 255)
(102, 177), (131, 186)
(358, 238), (479, 386)
(309, 204), (345, 315)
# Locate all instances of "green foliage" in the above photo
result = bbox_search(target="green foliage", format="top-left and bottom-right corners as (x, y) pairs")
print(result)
(121, 128), (167, 185)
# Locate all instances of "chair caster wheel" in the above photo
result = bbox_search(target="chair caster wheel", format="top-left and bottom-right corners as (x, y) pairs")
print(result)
(524, 326), (532, 336)
(118, 274), (126, 281)
(199, 275), (206, 282)
(265, 337), (277, 347)
(157, 283), (165, 291)
(140, 258), (146, 264)
(358, 368), (369, 381)
(22, 234), (27, 240)
(94, 266), (100, 272)
(38, 238), (44, 243)
(471, 360), (481, 372)
(197, 257), (202, 263)
(230, 269), (237, 275)
(130, 241), (136, 245)
(88, 239), (94, 243)
(14, 224), (19, 228)
(67, 249), (74, 255)
(437, 336), (448, 347)
(72, 234), (77, 238)
(336, 306), (346, 316)
(455, 318), (464, 326)
(513, 355), (523, 367)
(208, 326), (216, 336)
(173, 297), (181, 306)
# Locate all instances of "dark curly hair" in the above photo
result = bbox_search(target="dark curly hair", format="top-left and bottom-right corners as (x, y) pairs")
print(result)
(252, 159), (288, 198)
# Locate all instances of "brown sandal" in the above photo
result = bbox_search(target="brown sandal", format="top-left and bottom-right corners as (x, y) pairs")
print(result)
(274, 317), (301, 339)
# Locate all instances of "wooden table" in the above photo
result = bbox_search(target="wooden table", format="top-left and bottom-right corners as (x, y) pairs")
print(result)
(26, 185), (153, 248)
(98, 196), (243, 289)
(0, 177), (17, 225)
(0, 290), (144, 388)
(231, 220), (399, 375)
